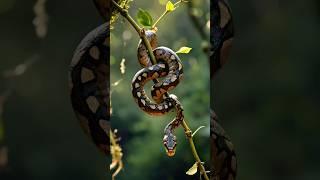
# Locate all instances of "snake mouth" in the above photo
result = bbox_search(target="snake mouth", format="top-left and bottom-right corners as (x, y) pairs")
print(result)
(166, 149), (176, 157)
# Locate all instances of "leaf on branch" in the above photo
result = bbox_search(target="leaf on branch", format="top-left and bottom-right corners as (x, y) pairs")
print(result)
(176, 47), (192, 54)
(192, 126), (206, 137)
(137, 8), (153, 27)
(186, 162), (198, 175)
(166, 1), (175, 12)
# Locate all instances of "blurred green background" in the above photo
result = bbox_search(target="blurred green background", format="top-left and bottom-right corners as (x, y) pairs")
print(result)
(0, 0), (319, 180)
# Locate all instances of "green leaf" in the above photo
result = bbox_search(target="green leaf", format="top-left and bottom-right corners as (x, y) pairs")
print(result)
(176, 47), (192, 54)
(166, 1), (175, 12)
(137, 8), (153, 27)
(186, 162), (198, 175)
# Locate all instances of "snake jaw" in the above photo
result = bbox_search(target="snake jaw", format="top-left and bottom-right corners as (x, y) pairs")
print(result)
(166, 149), (176, 157)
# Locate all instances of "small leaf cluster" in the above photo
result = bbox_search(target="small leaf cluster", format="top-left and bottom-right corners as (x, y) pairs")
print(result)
(137, 8), (153, 28)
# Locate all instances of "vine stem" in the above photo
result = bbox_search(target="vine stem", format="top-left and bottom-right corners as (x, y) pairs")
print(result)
(111, 0), (157, 64)
(152, 11), (167, 29)
(111, 1), (209, 179)
(152, 0), (185, 28)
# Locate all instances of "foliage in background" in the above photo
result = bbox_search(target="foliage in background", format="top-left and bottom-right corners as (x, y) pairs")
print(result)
(111, 0), (132, 27)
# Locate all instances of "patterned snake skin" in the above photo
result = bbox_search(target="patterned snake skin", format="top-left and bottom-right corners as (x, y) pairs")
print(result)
(132, 30), (184, 156)
(211, 0), (237, 179)
(69, 23), (110, 155)
(69, 1), (111, 155)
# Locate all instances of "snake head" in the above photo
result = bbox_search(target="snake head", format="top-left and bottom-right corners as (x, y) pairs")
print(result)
(163, 133), (177, 157)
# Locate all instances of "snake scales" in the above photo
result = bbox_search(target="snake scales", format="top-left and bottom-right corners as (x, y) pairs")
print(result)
(69, 23), (110, 155)
(132, 30), (184, 156)
(211, 0), (237, 179)
(69, 0), (112, 155)
(69, 0), (237, 179)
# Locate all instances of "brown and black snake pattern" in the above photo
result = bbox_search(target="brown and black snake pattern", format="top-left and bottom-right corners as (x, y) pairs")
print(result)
(69, 23), (110, 155)
(211, 0), (237, 179)
(132, 30), (184, 156)
(211, 0), (234, 77)
(69, 1), (113, 156)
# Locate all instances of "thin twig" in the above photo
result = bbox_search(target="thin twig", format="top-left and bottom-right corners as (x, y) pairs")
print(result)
(111, 0), (157, 65)
(152, 0), (186, 28)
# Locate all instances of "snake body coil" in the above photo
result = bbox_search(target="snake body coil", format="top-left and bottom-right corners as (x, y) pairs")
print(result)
(69, 23), (110, 155)
(131, 30), (184, 156)
(211, 0), (237, 179)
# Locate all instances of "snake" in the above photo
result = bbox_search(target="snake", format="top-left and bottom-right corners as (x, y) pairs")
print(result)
(69, 0), (111, 155)
(131, 30), (184, 156)
(69, 23), (110, 155)
(210, 0), (237, 179)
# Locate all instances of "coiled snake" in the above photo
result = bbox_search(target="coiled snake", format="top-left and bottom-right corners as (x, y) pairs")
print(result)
(211, 0), (237, 179)
(131, 30), (184, 156)
(69, 23), (110, 155)
(69, 0), (111, 155)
